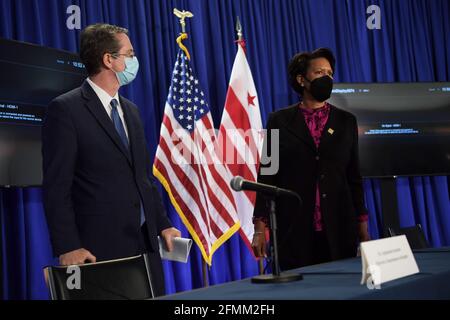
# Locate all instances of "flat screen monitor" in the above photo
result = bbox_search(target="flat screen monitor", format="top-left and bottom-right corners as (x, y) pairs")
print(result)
(329, 82), (450, 177)
(0, 38), (86, 186)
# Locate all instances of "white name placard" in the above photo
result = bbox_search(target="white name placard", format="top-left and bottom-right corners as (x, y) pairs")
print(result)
(360, 235), (419, 287)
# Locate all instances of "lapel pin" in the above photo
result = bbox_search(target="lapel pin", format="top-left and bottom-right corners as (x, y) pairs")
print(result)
(328, 128), (334, 135)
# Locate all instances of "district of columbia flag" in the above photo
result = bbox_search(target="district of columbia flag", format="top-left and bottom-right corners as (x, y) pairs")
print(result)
(218, 39), (263, 254)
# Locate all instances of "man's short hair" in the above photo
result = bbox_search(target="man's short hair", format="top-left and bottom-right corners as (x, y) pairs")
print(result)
(288, 47), (335, 95)
(80, 23), (128, 76)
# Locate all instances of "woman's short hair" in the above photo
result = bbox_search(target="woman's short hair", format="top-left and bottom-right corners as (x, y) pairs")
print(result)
(288, 47), (335, 95)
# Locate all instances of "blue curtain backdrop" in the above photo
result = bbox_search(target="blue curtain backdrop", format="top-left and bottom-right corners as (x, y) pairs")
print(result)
(1, 0), (449, 299)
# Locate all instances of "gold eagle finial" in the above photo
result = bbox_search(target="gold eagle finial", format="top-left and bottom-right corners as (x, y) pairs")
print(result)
(173, 9), (194, 33)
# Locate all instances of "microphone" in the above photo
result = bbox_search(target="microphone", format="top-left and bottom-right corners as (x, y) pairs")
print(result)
(230, 176), (302, 203)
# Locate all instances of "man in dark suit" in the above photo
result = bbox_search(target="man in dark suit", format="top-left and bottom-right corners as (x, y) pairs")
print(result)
(42, 23), (180, 296)
(252, 48), (370, 270)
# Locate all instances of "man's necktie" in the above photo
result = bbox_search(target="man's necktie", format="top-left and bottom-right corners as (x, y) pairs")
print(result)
(110, 98), (145, 226)
(110, 99), (129, 148)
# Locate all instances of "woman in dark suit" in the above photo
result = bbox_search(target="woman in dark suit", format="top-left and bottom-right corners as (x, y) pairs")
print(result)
(252, 48), (370, 270)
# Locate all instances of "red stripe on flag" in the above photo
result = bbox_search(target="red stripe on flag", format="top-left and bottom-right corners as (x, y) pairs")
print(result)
(157, 129), (214, 237)
(161, 119), (226, 240)
(154, 158), (211, 255)
(201, 118), (240, 213)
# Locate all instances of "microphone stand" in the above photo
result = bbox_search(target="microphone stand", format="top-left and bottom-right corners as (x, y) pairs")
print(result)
(251, 196), (303, 283)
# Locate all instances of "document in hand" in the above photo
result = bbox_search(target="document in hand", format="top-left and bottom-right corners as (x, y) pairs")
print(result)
(158, 236), (193, 263)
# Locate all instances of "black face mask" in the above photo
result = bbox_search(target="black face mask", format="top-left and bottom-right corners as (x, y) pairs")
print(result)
(305, 75), (333, 102)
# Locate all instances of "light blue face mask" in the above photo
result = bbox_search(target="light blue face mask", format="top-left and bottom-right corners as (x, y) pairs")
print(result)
(115, 56), (139, 86)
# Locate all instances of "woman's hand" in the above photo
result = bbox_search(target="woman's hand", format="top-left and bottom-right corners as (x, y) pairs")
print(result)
(251, 219), (268, 257)
(251, 231), (267, 258)
(358, 221), (370, 243)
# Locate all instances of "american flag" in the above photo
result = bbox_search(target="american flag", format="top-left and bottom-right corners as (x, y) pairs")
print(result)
(153, 49), (240, 265)
(218, 40), (263, 252)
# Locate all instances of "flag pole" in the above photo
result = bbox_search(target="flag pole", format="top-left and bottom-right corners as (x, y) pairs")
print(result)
(235, 16), (247, 54)
(173, 8), (193, 60)
(202, 261), (209, 287)
(259, 259), (264, 275)
(173, 7), (211, 288)
(236, 15), (264, 275)
(236, 16), (243, 41)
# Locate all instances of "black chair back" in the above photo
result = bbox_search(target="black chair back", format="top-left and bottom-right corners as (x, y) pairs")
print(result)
(45, 254), (154, 300)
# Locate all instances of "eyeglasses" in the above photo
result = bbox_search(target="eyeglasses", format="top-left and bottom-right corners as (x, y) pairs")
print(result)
(111, 52), (136, 59)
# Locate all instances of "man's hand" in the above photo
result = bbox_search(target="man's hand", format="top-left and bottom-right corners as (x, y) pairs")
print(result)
(59, 248), (96, 266)
(161, 227), (181, 252)
(358, 221), (371, 243)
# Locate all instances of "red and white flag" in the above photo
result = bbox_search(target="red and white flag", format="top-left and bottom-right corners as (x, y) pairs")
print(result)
(218, 40), (263, 252)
